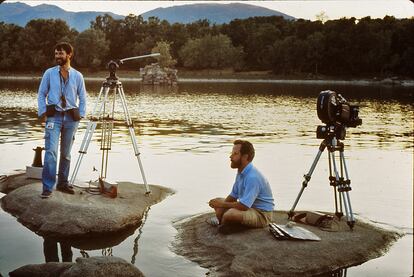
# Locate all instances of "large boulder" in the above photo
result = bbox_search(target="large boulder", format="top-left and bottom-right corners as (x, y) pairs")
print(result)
(172, 211), (402, 277)
(1, 182), (172, 238)
(0, 172), (35, 194)
(9, 256), (144, 277)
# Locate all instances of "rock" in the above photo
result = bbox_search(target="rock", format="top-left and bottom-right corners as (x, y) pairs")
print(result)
(172, 211), (402, 277)
(140, 63), (178, 85)
(9, 256), (144, 277)
(1, 182), (173, 238)
(0, 172), (35, 194)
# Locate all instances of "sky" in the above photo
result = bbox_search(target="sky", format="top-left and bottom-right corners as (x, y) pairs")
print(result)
(12, 0), (414, 21)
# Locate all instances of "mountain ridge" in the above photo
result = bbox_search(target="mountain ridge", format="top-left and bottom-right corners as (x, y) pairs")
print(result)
(141, 3), (294, 24)
(0, 2), (123, 31)
(0, 2), (294, 31)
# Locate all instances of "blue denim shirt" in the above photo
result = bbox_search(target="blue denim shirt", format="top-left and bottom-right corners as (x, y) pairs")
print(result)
(230, 163), (275, 211)
(38, 66), (87, 117)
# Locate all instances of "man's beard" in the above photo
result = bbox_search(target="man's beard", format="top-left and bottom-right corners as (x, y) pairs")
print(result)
(230, 159), (241, 169)
(55, 57), (67, 66)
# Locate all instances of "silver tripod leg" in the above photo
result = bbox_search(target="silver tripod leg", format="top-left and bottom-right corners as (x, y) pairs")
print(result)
(117, 83), (151, 194)
(331, 150), (354, 227)
(288, 148), (324, 217)
(340, 151), (355, 224)
(69, 85), (111, 186)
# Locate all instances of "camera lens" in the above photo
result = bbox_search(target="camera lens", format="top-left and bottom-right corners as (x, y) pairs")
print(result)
(317, 90), (338, 124)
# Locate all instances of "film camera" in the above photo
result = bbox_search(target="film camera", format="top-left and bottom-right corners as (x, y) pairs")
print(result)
(316, 90), (362, 140)
(289, 90), (360, 229)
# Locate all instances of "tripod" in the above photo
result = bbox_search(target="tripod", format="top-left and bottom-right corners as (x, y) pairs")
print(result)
(69, 55), (160, 194)
(288, 133), (355, 229)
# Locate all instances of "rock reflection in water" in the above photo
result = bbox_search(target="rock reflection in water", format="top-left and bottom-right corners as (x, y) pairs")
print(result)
(37, 207), (149, 265)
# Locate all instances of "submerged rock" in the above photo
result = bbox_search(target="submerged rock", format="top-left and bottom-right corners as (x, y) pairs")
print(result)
(9, 256), (144, 277)
(172, 211), (402, 277)
(1, 181), (173, 238)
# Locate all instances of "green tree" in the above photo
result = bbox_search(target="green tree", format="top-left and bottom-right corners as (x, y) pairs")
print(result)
(91, 14), (124, 60)
(18, 19), (77, 69)
(321, 17), (358, 75)
(74, 29), (109, 69)
(244, 23), (281, 69)
(222, 16), (290, 70)
(165, 23), (189, 61)
(179, 34), (244, 69)
(186, 19), (212, 38)
(306, 31), (325, 75)
(152, 41), (177, 68)
(0, 23), (23, 70)
(271, 36), (309, 74)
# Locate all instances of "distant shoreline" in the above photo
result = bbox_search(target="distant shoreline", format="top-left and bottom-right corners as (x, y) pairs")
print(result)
(1, 70), (413, 87)
(1, 75), (413, 87)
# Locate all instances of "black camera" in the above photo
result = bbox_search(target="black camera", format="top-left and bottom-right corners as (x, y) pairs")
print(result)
(317, 90), (362, 127)
(316, 90), (362, 140)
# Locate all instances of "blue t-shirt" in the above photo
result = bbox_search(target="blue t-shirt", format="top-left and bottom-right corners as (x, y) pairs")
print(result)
(229, 163), (275, 211)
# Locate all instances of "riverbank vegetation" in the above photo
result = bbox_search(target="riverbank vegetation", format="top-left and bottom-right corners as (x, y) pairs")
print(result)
(1, 15), (413, 78)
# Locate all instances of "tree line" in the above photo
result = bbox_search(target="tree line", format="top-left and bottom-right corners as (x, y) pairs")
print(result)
(0, 14), (413, 77)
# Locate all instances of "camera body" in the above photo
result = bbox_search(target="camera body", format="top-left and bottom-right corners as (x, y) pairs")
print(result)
(317, 90), (362, 127)
(316, 90), (362, 140)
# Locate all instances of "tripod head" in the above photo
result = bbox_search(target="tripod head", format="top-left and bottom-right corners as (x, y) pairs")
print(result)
(106, 53), (161, 81)
(316, 124), (346, 141)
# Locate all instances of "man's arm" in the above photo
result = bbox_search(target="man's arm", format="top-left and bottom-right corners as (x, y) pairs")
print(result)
(38, 70), (49, 118)
(209, 196), (249, 211)
(238, 175), (260, 208)
(77, 74), (87, 118)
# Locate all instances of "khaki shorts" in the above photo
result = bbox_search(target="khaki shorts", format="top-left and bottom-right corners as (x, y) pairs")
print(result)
(241, 208), (273, 228)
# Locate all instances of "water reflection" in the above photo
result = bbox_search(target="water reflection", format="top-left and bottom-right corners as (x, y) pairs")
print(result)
(0, 110), (44, 144)
(26, 208), (149, 269)
(0, 79), (412, 276)
(43, 237), (73, 262)
(0, 80), (412, 150)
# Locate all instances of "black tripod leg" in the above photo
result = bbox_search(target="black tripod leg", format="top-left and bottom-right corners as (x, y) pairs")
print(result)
(288, 139), (328, 218)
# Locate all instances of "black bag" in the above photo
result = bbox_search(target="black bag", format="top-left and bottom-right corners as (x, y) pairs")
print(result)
(69, 108), (81, 121)
(46, 105), (56, 117)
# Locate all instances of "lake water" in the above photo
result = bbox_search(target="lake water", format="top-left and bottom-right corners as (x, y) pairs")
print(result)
(0, 79), (412, 276)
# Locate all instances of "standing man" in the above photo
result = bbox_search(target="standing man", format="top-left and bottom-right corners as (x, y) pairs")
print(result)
(209, 140), (274, 232)
(38, 42), (87, 198)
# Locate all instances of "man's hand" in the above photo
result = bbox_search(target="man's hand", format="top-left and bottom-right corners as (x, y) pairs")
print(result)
(209, 196), (249, 211)
(209, 198), (225, 208)
(39, 113), (47, 122)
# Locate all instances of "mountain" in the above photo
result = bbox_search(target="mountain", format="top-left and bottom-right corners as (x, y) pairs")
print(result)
(0, 2), (123, 31)
(141, 3), (295, 24)
(0, 2), (294, 32)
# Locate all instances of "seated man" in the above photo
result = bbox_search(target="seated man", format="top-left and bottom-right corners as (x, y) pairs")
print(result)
(209, 140), (274, 232)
